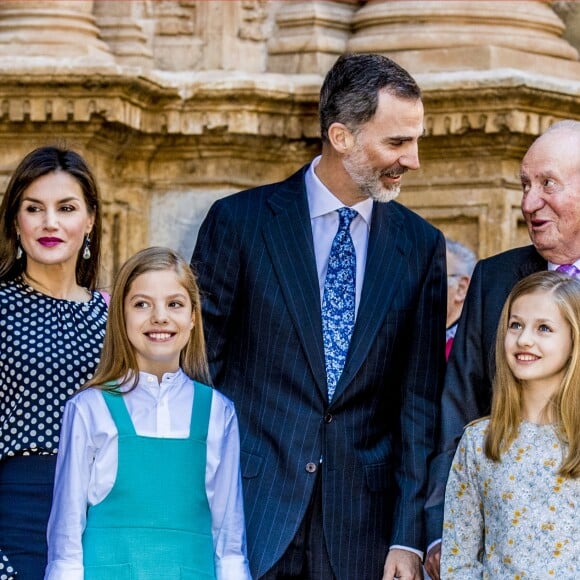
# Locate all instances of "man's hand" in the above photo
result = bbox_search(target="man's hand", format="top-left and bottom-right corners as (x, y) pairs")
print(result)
(424, 543), (441, 580)
(382, 548), (422, 580)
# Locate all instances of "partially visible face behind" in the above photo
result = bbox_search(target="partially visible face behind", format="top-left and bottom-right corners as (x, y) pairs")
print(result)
(505, 290), (572, 396)
(520, 128), (580, 264)
(16, 171), (94, 271)
(446, 251), (464, 326)
(343, 90), (424, 203)
(124, 269), (194, 379)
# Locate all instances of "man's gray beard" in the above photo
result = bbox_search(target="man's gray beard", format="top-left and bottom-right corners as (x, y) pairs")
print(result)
(344, 156), (401, 203)
(367, 182), (400, 203)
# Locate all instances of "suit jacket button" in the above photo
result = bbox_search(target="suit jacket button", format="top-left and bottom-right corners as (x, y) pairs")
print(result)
(324, 413), (333, 424)
(305, 462), (317, 473)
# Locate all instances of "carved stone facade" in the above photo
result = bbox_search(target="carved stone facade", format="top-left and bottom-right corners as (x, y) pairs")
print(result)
(0, 0), (578, 286)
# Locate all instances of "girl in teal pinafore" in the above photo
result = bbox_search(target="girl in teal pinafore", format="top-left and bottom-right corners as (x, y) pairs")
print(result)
(45, 247), (252, 580)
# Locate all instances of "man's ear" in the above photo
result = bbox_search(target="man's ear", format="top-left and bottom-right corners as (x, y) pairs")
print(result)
(328, 122), (355, 154)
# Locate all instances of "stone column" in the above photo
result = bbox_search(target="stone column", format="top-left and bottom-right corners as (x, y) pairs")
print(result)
(0, 1), (114, 62)
(93, 1), (153, 69)
(348, 0), (579, 77)
(268, 0), (359, 74)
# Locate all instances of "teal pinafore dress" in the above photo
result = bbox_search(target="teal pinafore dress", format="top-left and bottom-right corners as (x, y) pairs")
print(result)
(82, 382), (216, 580)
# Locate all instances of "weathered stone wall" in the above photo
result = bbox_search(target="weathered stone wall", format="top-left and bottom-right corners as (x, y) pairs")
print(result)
(0, 0), (578, 286)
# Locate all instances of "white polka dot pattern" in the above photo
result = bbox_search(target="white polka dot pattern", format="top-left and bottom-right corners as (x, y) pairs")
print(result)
(0, 277), (107, 460)
(0, 550), (16, 579)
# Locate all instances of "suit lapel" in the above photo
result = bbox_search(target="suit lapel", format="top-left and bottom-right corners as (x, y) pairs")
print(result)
(262, 168), (328, 397)
(516, 247), (546, 278)
(332, 201), (410, 402)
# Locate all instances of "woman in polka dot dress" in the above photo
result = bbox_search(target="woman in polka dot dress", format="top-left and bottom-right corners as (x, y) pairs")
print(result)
(0, 146), (108, 580)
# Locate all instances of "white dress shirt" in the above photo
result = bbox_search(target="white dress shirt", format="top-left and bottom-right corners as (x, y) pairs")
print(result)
(305, 155), (373, 315)
(45, 369), (252, 580)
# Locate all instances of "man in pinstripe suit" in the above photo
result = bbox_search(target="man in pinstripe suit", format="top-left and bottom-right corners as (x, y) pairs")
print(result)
(192, 54), (447, 579)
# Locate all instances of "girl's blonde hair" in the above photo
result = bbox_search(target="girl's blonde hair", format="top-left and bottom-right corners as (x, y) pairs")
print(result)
(485, 271), (580, 478)
(84, 246), (211, 392)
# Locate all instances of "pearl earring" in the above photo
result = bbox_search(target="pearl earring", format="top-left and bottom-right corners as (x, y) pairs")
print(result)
(83, 235), (91, 260)
(16, 235), (23, 260)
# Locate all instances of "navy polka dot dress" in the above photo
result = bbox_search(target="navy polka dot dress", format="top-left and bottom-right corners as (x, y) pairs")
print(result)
(0, 277), (108, 460)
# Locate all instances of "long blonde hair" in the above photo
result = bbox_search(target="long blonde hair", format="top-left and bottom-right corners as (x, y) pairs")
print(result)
(485, 271), (580, 478)
(84, 246), (211, 392)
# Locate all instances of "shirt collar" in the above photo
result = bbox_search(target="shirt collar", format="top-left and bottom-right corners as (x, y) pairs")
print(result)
(305, 156), (373, 226)
(548, 259), (580, 271)
(117, 368), (187, 395)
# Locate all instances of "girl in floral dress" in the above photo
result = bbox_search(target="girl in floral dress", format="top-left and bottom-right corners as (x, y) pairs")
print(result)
(441, 271), (580, 578)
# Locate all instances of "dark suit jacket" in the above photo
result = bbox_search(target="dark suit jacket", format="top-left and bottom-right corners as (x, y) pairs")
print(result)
(192, 165), (447, 579)
(425, 244), (546, 546)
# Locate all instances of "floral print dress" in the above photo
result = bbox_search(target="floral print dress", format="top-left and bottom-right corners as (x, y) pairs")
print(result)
(441, 419), (579, 578)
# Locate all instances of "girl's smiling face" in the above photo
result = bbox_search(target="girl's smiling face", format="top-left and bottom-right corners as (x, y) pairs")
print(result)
(505, 289), (572, 395)
(124, 268), (194, 380)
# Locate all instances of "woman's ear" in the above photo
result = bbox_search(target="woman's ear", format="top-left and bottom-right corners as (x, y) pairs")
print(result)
(85, 217), (95, 235)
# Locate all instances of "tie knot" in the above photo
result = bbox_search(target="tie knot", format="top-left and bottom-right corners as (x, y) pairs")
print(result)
(556, 264), (580, 279)
(337, 207), (358, 229)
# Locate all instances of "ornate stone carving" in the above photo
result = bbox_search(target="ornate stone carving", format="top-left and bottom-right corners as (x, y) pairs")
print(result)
(239, 0), (269, 42)
(151, 0), (202, 71)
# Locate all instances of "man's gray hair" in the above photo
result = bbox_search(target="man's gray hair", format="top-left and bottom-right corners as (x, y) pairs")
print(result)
(446, 238), (476, 277)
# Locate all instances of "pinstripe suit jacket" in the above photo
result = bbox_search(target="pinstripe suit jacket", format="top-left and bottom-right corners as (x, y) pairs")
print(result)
(425, 245), (546, 546)
(192, 165), (447, 579)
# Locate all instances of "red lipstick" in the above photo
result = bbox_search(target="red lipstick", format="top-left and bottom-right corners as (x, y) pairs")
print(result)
(38, 237), (63, 247)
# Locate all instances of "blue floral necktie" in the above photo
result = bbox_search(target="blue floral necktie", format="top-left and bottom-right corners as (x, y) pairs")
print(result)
(322, 207), (358, 401)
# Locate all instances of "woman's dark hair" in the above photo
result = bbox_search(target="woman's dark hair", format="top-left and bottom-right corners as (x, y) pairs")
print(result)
(0, 146), (102, 289)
